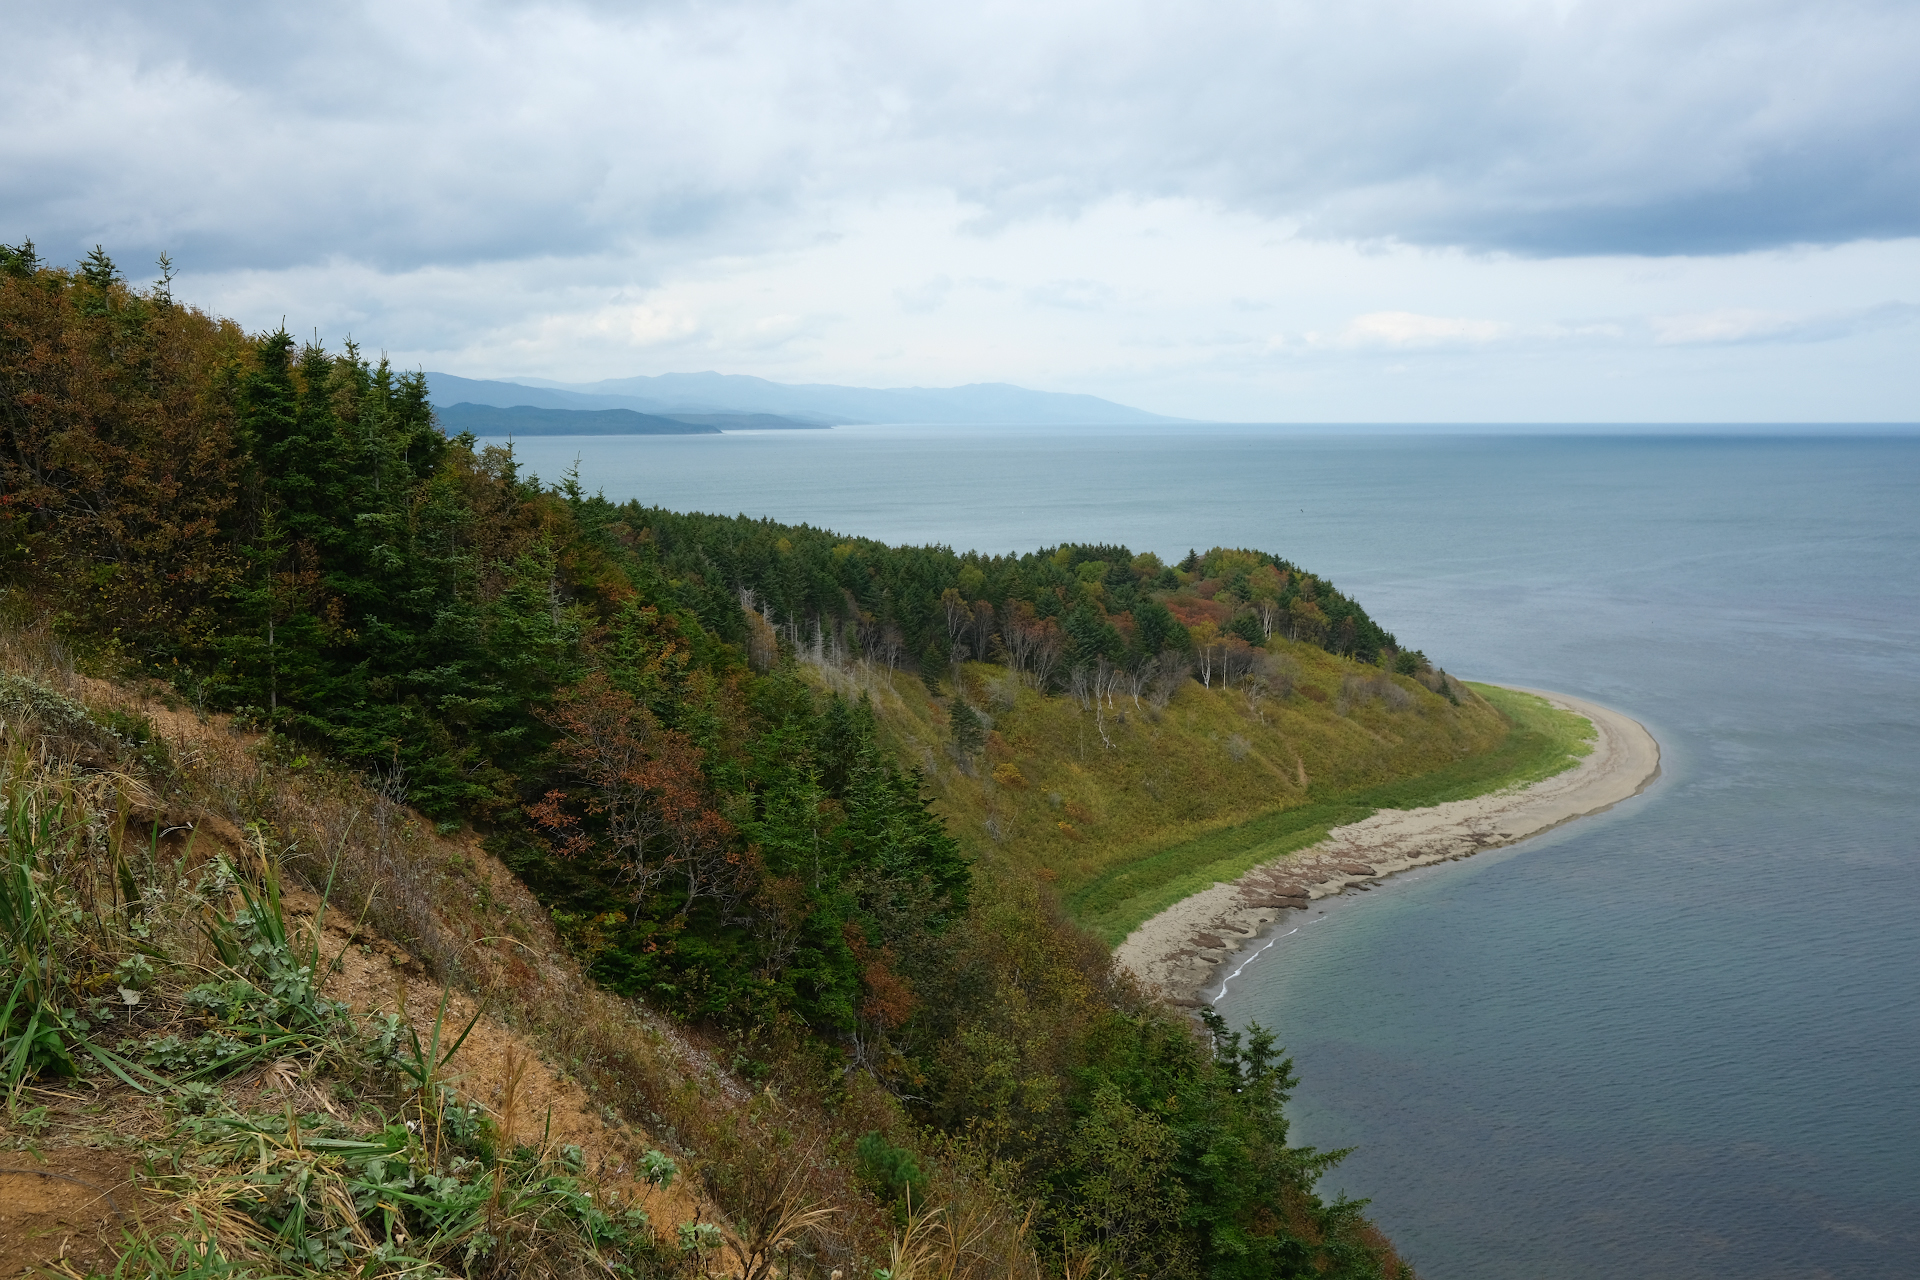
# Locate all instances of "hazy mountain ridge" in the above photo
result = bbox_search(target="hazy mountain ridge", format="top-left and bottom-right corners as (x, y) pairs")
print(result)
(427, 369), (1181, 426)
(434, 402), (721, 436)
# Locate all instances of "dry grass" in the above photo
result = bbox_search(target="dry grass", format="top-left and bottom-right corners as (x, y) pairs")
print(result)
(867, 1196), (1048, 1280)
(0, 616), (1042, 1278)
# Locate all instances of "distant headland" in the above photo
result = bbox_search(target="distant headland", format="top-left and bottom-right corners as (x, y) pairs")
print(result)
(426, 369), (1182, 429)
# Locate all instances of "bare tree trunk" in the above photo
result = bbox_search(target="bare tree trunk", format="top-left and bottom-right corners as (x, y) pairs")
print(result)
(1129, 655), (1158, 710)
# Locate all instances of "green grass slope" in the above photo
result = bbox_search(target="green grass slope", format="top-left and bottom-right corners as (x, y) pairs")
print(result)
(811, 647), (1593, 946)
(1067, 683), (1594, 942)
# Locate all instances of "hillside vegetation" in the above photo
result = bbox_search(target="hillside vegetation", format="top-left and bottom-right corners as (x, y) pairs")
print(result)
(0, 240), (1545, 1278)
(801, 651), (1510, 944)
(0, 650), (723, 1278)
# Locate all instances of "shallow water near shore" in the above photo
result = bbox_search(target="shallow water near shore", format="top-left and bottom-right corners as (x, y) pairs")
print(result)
(486, 427), (1920, 1279)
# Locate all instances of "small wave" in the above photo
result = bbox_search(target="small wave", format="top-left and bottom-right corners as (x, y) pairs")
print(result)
(1212, 926), (1299, 1000)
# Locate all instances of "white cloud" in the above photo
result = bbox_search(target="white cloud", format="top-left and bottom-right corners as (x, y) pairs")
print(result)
(1650, 308), (1796, 345)
(894, 275), (953, 314)
(1339, 312), (1512, 348)
(1650, 302), (1920, 346)
(184, 194), (1902, 422)
(1025, 279), (1116, 312)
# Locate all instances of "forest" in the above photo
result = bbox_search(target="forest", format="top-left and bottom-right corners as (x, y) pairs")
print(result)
(0, 242), (1420, 1277)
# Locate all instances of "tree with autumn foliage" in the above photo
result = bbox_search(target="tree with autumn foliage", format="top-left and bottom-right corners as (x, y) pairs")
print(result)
(534, 671), (726, 907)
(0, 244), (245, 654)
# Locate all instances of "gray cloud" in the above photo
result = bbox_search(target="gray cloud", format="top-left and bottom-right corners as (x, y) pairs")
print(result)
(5, 0), (1918, 277)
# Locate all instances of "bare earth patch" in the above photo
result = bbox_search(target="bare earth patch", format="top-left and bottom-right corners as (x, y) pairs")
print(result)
(285, 887), (708, 1236)
(0, 1134), (145, 1277)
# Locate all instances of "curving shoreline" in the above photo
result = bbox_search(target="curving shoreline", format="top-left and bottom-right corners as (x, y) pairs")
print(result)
(1113, 686), (1662, 1006)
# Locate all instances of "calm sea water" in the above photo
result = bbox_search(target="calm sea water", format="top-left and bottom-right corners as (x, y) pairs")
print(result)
(488, 427), (1920, 1279)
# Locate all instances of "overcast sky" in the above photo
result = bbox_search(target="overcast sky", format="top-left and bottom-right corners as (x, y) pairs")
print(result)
(7, 0), (1917, 421)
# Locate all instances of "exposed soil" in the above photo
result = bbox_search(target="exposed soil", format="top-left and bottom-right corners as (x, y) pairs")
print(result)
(0, 1125), (146, 1277)
(286, 885), (706, 1234)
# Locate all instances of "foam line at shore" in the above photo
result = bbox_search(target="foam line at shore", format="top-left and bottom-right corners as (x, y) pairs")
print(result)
(1213, 925), (1297, 1000)
(1113, 686), (1662, 1007)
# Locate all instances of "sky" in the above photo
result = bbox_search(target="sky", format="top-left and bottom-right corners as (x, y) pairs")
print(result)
(6, 0), (1918, 423)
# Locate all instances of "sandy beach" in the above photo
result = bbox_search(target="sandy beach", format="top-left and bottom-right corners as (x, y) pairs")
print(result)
(1113, 686), (1662, 1005)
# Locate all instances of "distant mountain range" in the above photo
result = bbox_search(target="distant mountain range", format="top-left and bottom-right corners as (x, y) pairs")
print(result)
(434, 403), (723, 436)
(424, 370), (1179, 428)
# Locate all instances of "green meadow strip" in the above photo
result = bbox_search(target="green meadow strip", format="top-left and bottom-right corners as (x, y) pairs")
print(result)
(1070, 684), (1595, 945)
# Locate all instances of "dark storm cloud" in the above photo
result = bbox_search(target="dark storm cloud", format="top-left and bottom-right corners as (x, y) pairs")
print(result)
(5, 0), (1917, 273)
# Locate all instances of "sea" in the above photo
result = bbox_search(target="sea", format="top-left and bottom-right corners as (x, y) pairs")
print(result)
(483, 426), (1920, 1280)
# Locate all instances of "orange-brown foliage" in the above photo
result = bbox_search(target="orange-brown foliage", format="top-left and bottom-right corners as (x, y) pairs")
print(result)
(1, 261), (247, 647)
(1161, 596), (1231, 627)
